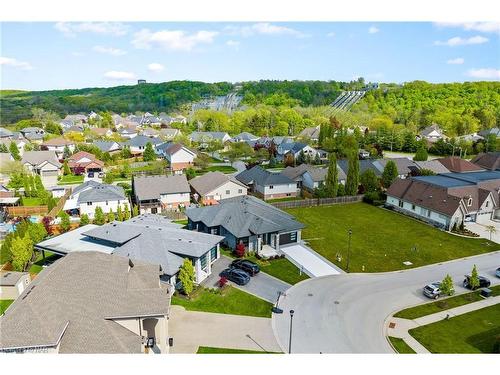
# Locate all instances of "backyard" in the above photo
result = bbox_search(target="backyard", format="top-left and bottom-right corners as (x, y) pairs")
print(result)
(286, 203), (499, 272)
(171, 285), (273, 318)
(0, 299), (14, 315)
(409, 304), (500, 353)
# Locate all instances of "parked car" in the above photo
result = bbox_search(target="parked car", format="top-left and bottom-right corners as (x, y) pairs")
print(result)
(219, 268), (250, 286)
(463, 275), (491, 290)
(423, 282), (442, 299)
(231, 259), (260, 276)
(496, 267), (500, 278)
(98, 172), (104, 178)
(88, 172), (94, 178)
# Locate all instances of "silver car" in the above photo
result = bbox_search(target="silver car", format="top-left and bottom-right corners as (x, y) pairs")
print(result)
(423, 282), (441, 299)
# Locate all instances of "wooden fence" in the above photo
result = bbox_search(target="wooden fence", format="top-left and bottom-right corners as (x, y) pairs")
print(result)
(6, 205), (48, 217)
(161, 211), (187, 221)
(270, 195), (364, 210)
(47, 188), (72, 218)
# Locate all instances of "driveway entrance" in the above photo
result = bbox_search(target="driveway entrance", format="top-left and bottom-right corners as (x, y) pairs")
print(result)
(466, 220), (500, 244)
(280, 243), (342, 277)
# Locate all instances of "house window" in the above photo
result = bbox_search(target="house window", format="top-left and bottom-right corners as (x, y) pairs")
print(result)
(226, 190), (230, 195)
(210, 247), (218, 262)
(485, 201), (489, 208)
(290, 232), (297, 242)
(200, 254), (208, 271)
(411, 204), (415, 210)
(269, 185), (274, 189)
(87, 202), (92, 206)
(286, 193), (291, 197)
(398, 200), (403, 208)
(238, 189), (242, 194)
(105, 201), (108, 205)
(467, 198), (472, 207)
(427, 210), (431, 217)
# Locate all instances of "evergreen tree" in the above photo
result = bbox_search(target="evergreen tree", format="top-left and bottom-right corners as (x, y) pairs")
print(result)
(414, 146), (429, 161)
(63, 160), (71, 175)
(132, 205), (139, 217)
(123, 204), (131, 220)
(360, 169), (379, 193)
(80, 213), (90, 226)
(59, 211), (71, 233)
(93, 206), (105, 225)
(116, 205), (123, 221)
(63, 145), (71, 159)
(345, 150), (360, 195)
(325, 152), (338, 197)
(143, 142), (156, 162)
(382, 160), (399, 188)
(469, 264), (480, 290)
(269, 154), (276, 168)
(0, 143), (8, 153)
(11, 235), (33, 272)
(107, 210), (115, 223)
(296, 150), (306, 165)
(9, 142), (20, 161)
(178, 258), (195, 296)
(314, 153), (321, 165)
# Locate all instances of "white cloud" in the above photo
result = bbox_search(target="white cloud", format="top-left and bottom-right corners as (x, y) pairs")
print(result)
(447, 57), (465, 65)
(368, 26), (379, 34)
(226, 40), (240, 49)
(326, 32), (336, 38)
(55, 22), (129, 37)
(103, 70), (135, 80)
(225, 23), (308, 38)
(147, 63), (165, 72)
(132, 29), (219, 51)
(434, 35), (488, 46)
(93, 46), (127, 56)
(0, 56), (33, 70)
(467, 68), (500, 79)
(435, 22), (500, 34)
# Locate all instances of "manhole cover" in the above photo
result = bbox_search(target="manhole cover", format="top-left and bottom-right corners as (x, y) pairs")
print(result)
(308, 293), (313, 297)
(389, 322), (396, 329)
(334, 301), (340, 304)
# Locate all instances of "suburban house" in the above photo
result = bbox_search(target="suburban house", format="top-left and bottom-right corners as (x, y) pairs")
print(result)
(372, 157), (419, 179)
(118, 127), (138, 139)
(133, 175), (191, 213)
(277, 142), (318, 162)
(0, 127), (14, 139)
(235, 165), (297, 200)
(417, 124), (447, 144)
(63, 124), (85, 134)
(472, 152), (500, 171)
(189, 171), (248, 205)
(0, 138), (26, 157)
(436, 156), (484, 173)
(156, 143), (196, 173)
(90, 127), (113, 138)
(186, 195), (305, 256)
(20, 127), (45, 143)
(189, 131), (231, 147)
(41, 137), (76, 158)
(0, 154), (14, 184)
(298, 126), (320, 142)
(67, 151), (104, 174)
(141, 128), (160, 138)
(303, 167), (336, 190)
(159, 128), (181, 140)
(34, 214), (224, 285)
(0, 271), (31, 300)
(93, 140), (122, 154)
(61, 114), (88, 127)
(125, 135), (163, 155)
(457, 133), (484, 143)
(21, 151), (62, 187)
(0, 252), (171, 353)
(63, 181), (129, 218)
(231, 132), (260, 143)
(412, 160), (450, 175)
(478, 127), (500, 139)
(338, 159), (382, 179)
(385, 171), (500, 229)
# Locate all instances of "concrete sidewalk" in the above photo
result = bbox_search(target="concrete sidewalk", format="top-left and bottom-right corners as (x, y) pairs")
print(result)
(386, 295), (500, 353)
(280, 243), (342, 277)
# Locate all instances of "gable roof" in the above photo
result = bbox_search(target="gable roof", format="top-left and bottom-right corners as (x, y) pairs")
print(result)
(156, 142), (196, 156)
(0, 251), (169, 353)
(305, 167), (329, 182)
(280, 164), (313, 180)
(186, 195), (304, 238)
(93, 140), (121, 152)
(21, 151), (62, 168)
(236, 165), (294, 186)
(298, 126), (320, 139)
(373, 158), (419, 176)
(232, 132), (259, 142)
(133, 174), (190, 201)
(436, 157), (484, 173)
(471, 152), (500, 171)
(76, 183), (126, 204)
(189, 171), (247, 196)
(279, 142), (310, 155)
(419, 124), (444, 137)
(413, 160), (450, 174)
(126, 135), (163, 148)
(189, 131), (230, 142)
(338, 158), (382, 177)
(42, 137), (75, 147)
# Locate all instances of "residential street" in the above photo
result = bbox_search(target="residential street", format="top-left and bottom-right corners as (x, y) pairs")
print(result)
(272, 251), (500, 353)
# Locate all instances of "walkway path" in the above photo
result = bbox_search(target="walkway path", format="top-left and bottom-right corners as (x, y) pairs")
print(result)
(169, 305), (282, 353)
(280, 243), (343, 277)
(386, 295), (500, 353)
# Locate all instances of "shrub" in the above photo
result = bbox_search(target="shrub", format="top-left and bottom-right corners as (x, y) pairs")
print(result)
(219, 276), (228, 288)
(235, 242), (245, 258)
(363, 191), (381, 205)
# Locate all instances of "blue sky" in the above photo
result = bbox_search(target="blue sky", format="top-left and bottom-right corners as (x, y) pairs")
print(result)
(1, 22), (499, 90)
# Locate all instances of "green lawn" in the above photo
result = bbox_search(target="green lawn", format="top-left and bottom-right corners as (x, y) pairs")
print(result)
(171, 286), (272, 318)
(197, 346), (279, 354)
(20, 197), (44, 206)
(57, 175), (84, 185)
(266, 197), (303, 203)
(199, 165), (237, 174)
(0, 299), (14, 315)
(220, 249), (308, 285)
(29, 251), (60, 274)
(387, 337), (416, 354)
(394, 285), (500, 320)
(409, 304), (500, 353)
(173, 219), (188, 226)
(286, 203), (499, 272)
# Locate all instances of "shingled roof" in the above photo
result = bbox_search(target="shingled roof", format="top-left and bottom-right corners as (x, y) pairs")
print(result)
(0, 252), (169, 353)
(436, 157), (484, 173)
(471, 152), (500, 171)
(236, 165), (294, 186)
(133, 175), (190, 201)
(189, 171), (247, 196)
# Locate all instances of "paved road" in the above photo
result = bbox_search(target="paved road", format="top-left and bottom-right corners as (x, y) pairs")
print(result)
(204, 256), (291, 303)
(272, 251), (500, 353)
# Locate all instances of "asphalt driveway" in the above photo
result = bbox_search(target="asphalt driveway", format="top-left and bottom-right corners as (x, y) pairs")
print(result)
(204, 256), (291, 303)
(466, 220), (500, 244)
(272, 251), (500, 353)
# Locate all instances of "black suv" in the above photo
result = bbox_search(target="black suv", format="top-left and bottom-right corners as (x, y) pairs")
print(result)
(463, 275), (491, 290)
(220, 268), (251, 286)
(231, 259), (260, 276)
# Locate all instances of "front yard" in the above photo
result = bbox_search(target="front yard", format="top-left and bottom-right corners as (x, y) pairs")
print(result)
(387, 337), (416, 354)
(57, 174), (84, 185)
(171, 285), (273, 318)
(197, 346), (278, 354)
(409, 304), (500, 353)
(286, 203), (499, 272)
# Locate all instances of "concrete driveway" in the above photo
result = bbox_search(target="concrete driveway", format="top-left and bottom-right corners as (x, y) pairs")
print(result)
(466, 220), (500, 244)
(169, 305), (281, 353)
(280, 243), (342, 277)
(204, 256), (291, 303)
(272, 251), (500, 353)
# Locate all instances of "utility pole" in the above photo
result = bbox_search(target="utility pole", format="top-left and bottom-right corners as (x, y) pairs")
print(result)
(288, 309), (295, 354)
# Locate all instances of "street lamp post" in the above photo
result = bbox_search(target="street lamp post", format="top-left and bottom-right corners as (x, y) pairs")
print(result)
(346, 229), (352, 272)
(288, 309), (295, 354)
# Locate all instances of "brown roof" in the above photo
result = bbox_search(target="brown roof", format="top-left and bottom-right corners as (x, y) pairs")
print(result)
(436, 157), (484, 173)
(68, 151), (104, 169)
(91, 127), (111, 136)
(42, 137), (75, 146)
(471, 152), (500, 171)
(387, 178), (464, 217)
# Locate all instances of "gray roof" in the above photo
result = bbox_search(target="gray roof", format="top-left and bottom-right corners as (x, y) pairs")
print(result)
(280, 164), (313, 181)
(126, 135), (163, 148)
(0, 271), (28, 286)
(338, 159), (382, 177)
(0, 127), (13, 138)
(189, 132), (230, 142)
(478, 127), (500, 138)
(133, 175), (190, 201)
(305, 167), (329, 182)
(414, 160), (450, 174)
(76, 183), (126, 204)
(236, 165), (294, 186)
(189, 171), (247, 196)
(372, 158), (418, 176)
(298, 126), (320, 139)
(279, 142), (309, 155)
(0, 251), (169, 353)
(186, 195), (305, 238)
(93, 140), (121, 152)
(232, 132), (259, 142)
(21, 151), (62, 168)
